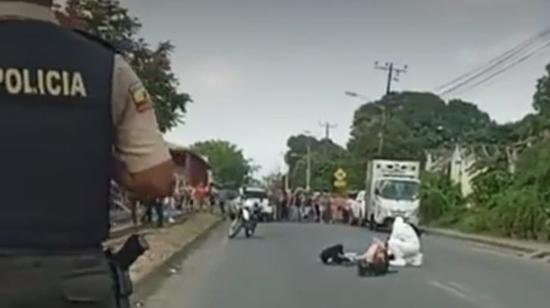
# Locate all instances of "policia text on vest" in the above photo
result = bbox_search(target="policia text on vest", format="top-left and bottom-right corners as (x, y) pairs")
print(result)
(0, 68), (87, 97)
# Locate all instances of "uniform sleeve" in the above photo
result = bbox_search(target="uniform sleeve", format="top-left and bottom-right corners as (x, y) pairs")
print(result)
(112, 55), (172, 173)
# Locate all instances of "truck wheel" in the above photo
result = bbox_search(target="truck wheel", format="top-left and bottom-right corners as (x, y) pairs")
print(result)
(369, 215), (376, 231)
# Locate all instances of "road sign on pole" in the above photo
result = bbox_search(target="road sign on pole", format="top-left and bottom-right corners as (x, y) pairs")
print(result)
(333, 168), (347, 189)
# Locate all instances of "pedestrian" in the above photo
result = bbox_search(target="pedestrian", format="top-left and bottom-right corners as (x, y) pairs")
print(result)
(280, 191), (289, 221)
(173, 175), (183, 211)
(0, 2), (175, 307)
(164, 196), (177, 224)
(129, 195), (140, 226)
(313, 193), (321, 222)
(294, 191), (303, 221)
(183, 185), (193, 212)
(321, 192), (332, 223)
(303, 193), (313, 221)
(217, 190), (227, 217)
(209, 184), (217, 213)
(331, 193), (345, 223)
(194, 182), (208, 211)
(144, 197), (165, 228)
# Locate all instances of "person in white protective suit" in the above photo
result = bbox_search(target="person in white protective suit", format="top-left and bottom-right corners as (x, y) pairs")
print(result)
(387, 217), (423, 267)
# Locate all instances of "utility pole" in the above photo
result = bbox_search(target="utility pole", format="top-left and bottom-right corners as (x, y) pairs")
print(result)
(375, 61), (408, 95)
(305, 143), (311, 191)
(319, 122), (337, 140)
(377, 105), (386, 156)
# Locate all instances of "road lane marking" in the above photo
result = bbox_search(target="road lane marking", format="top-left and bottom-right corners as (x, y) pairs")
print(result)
(428, 279), (501, 308)
(447, 281), (471, 294)
(429, 280), (469, 301)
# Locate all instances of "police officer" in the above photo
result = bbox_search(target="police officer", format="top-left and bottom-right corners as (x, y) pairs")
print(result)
(0, 1), (176, 307)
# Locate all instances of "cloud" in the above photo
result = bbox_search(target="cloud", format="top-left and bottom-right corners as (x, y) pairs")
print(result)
(177, 58), (244, 93)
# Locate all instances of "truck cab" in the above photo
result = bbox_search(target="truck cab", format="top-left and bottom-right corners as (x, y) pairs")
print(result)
(366, 160), (421, 229)
(238, 186), (274, 222)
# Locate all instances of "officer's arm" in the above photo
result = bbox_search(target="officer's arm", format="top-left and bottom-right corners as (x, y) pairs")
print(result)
(112, 55), (175, 198)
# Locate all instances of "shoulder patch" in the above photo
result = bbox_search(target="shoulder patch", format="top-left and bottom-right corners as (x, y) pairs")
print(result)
(73, 29), (118, 53)
(130, 82), (153, 113)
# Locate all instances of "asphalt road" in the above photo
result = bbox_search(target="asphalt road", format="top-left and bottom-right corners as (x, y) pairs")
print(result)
(143, 222), (550, 308)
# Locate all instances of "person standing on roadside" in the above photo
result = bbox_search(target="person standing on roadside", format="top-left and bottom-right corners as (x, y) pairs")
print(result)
(0, 2), (175, 307)
(194, 182), (208, 211)
(293, 190), (303, 221)
(313, 192), (321, 222)
(280, 191), (289, 221)
(303, 193), (313, 221)
(321, 191), (332, 223)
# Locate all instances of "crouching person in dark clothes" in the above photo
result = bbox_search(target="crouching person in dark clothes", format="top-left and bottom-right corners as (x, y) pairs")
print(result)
(0, 1), (175, 307)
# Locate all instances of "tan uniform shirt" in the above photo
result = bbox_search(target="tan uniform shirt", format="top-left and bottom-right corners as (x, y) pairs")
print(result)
(0, 2), (171, 172)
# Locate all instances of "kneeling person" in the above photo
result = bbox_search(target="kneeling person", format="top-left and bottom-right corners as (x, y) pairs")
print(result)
(388, 217), (423, 267)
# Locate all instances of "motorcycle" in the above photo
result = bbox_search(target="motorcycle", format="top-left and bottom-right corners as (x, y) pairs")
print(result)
(228, 204), (259, 238)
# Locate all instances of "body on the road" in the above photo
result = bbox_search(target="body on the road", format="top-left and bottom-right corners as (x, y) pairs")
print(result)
(320, 239), (389, 276)
(0, 1), (174, 307)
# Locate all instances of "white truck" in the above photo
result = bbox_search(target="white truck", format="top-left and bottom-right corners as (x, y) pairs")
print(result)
(364, 159), (421, 229)
(237, 186), (274, 222)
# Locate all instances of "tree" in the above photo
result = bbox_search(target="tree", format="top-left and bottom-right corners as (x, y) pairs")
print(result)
(58, 0), (191, 132)
(191, 140), (251, 189)
(347, 92), (496, 162)
(263, 170), (284, 193)
(533, 64), (550, 116)
(284, 135), (363, 191)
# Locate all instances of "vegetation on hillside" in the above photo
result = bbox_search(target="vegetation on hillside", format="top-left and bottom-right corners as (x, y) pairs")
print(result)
(419, 65), (550, 240)
(285, 64), (550, 241)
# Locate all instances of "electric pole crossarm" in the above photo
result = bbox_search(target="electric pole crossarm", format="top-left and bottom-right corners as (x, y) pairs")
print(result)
(374, 61), (408, 95)
(319, 121), (337, 140)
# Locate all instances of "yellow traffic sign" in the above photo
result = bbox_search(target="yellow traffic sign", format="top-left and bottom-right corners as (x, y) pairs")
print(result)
(334, 180), (347, 188)
(334, 168), (347, 181)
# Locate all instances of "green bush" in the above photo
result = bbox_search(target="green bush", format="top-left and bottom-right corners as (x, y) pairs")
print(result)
(456, 208), (491, 233)
(420, 172), (465, 225)
(455, 140), (550, 240)
(489, 186), (548, 240)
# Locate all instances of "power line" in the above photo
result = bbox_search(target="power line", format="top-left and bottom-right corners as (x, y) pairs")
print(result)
(434, 28), (550, 93)
(446, 40), (550, 96)
(436, 28), (550, 96)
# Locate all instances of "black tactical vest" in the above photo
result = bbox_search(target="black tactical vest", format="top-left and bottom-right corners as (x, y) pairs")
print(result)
(0, 20), (114, 250)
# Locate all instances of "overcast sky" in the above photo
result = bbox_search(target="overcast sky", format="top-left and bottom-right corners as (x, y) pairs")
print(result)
(118, 0), (550, 175)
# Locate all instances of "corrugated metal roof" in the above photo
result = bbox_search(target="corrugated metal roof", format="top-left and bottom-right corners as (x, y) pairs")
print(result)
(167, 142), (211, 169)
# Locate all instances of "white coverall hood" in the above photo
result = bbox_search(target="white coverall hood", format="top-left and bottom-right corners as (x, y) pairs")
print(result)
(388, 217), (422, 267)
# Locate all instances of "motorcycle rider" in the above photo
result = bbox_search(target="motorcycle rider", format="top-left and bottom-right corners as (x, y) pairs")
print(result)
(228, 190), (259, 238)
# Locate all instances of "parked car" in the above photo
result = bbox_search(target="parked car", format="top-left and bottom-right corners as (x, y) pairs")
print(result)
(349, 190), (366, 226)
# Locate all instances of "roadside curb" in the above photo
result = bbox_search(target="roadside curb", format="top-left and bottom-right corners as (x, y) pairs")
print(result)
(421, 227), (550, 257)
(133, 216), (225, 301)
(109, 225), (142, 240)
(108, 215), (191, 240)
